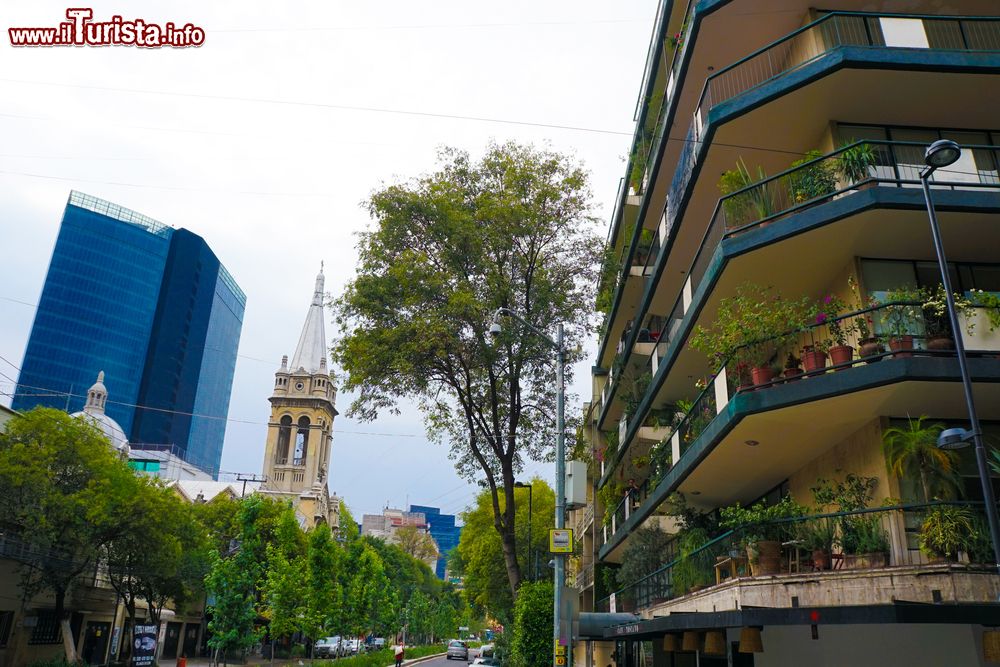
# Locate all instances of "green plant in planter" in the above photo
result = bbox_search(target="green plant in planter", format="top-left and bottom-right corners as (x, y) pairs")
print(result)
(882, 415), (960, 502)
(649, 438), (672, 484)
(598, 482), (625, 527)
(919, 504), (975, 561)
(880, 286), (923, 338)
(796, 516), (837, 555)
(969, 289), (1000, 331)
(788, 150), (837, 203)
(671, 527), (713, 594)
(841, 514), (890, 556)
(921, 284), (977, 339)
(812, 292), (854, 347)
(618, 369), (651, 417)
(719, 495), (806, 547)
(837, 141), (877, 186)
(812, 474), (889, 557)
(630, 454), (651, 470)
(718, 158), (774, 228)
(690, 283), (811, 372)
(967, 514), (994, 564)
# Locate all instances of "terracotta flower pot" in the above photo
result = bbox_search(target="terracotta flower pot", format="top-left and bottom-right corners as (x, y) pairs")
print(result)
(754, 540), (782, 575)
(828, 344), (854, 368)
(858, 337), (884, 361)
(783, 367), (803, 381)
(751, 366), (776, 387)
(811, 549), (831, 571)
(888, 335), (914, 358)
(802, 349), (828, 373)
(926, 336), (954, 351)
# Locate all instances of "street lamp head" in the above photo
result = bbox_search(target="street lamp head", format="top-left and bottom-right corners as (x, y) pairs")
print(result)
(937, 427), (974, 450)
(925, 139), (962, 169)
(488, 321), (502, 338)
(514, 481), (531, 488)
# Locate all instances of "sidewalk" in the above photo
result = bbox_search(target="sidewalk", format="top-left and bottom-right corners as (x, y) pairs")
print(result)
(161, 652), (447, 667)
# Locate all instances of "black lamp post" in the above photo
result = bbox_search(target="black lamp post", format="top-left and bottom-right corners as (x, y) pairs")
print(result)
(515, 481), (533, 580)
(920, 139), (1000, 574)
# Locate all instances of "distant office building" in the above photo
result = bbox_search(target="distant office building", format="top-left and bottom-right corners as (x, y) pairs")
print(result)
(410, 505), (462, 579)
(362, 507), (430, 540)
(12, 191), (245, 478)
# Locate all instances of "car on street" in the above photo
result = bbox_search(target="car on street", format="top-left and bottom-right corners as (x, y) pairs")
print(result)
(478, 644), (495, 657)
(315, 636), (344, 658)
(471, 658), (500, 666)
(344, 639), (362, 655)
(371, 637), (386, 650)
(446, 640), (468, 661)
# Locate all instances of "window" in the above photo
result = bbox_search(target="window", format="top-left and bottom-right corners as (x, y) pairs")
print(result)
(28, 611), (61, 645)
(276, 415), (292, 464)
(294, 416), (310, 465)
(128, 460), (161, 472)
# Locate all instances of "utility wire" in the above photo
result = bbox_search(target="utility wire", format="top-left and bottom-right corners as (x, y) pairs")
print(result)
(0, 78), (634, 138)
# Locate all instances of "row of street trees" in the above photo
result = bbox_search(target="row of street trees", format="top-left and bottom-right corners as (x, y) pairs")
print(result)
(0, 408), (466, 664)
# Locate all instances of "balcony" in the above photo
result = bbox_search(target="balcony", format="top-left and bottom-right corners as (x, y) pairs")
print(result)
(597, 502), (998, 615)
(597, 140), (1000, 488)
(599, 301), (1000, 557)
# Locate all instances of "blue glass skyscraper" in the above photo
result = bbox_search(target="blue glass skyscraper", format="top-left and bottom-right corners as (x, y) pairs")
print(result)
(12, 191), (245, 478)
(410, 504), (462, 579)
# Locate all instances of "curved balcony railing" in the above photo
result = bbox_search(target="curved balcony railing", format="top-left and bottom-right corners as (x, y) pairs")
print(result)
(599, 298), (1000, 547)
(596, 501), (993, 613)
(598, 141), (1000, 486)
(668, 12), (1000, 235)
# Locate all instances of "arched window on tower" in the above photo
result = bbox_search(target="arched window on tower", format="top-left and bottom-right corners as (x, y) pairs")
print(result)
(293, 416), (310, 465)
(276, 415), (292, 464)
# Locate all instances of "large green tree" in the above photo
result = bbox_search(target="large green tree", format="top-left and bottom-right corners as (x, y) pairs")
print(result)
(304, 523), (343, 647)
(346, 544), (394, 637)
(334, 142), (601, 596)
(457, 479), (555, 623)
(262, 505), (307, 657)
(0, 408), (139, 662)
(510, 582), (554, 667)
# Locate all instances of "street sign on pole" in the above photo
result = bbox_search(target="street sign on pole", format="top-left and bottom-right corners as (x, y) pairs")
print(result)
(549, 528), (573, 553)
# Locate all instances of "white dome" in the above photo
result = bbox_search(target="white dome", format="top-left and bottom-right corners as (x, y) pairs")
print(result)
(73, 410), (130, 453)
(72, 370), (129, 453)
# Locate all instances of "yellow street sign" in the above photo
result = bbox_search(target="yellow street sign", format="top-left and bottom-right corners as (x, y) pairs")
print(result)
(555, 646), (566, 656)
(549, 528), (573, 553)
(555, 657), (566, 665)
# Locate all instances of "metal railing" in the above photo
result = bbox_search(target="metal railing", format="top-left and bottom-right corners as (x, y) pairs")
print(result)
(598, 141), (1000, 486)
(669, 12), (1000, 235)
(597, 501), (993, 613)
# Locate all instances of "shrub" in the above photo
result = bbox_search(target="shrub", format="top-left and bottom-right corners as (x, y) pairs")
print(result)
(510, 581), (554, 667)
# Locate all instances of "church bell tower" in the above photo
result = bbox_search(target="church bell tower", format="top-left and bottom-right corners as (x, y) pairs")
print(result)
(260, 265), (340, 528)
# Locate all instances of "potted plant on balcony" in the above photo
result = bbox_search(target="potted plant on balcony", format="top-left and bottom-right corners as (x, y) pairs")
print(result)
(814, 293), (855, 367)
(720, 495), (805, 576)
(672, 527), (713, 594)
(796, 516), (837, 571)
(881, 287), (923, 357)
(849, 275), (885, 361)
(837, 141), (877, 189)
(813, 474), (888, 569)
(801, 339), (830, 373)
(718, 159), (774, 230)
(919, 504), (975, 563)
(783, 352), (803, 380)
(921, 284), (977, 350)
(883, 416), (961, 502)
(789, 150), (837, 204)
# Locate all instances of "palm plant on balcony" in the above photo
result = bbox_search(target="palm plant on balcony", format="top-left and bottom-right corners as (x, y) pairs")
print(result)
(837, 142), (877, 187)
(882, 416), (961, 502)
(718, 158), (775, 230)
(918, 504), (976, 563)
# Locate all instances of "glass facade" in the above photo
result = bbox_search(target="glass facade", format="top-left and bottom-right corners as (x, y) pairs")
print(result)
(12, 191), (245, 479)
(410, 504), (462, 579)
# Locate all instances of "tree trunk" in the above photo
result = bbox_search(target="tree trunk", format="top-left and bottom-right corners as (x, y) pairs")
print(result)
(496, 470), (523, 598)
(53, 588), (79, 664)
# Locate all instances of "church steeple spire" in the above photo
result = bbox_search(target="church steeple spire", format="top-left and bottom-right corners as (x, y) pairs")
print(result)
(289, 264), (329, 374)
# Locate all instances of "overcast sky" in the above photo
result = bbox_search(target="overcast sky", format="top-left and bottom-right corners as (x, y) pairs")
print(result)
(0, 0), (655, 522)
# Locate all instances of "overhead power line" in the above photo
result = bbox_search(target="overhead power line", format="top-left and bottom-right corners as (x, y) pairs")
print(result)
(0, 78), (633, 137)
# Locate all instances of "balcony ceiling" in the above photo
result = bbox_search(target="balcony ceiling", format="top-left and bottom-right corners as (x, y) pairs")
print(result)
(677, 376), (1000, 509)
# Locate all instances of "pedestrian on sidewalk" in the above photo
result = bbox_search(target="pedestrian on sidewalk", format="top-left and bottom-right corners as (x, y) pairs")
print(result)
(393, 641), (404, 667)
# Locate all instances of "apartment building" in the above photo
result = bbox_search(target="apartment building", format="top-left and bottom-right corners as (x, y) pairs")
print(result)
(572, 3), (1000, 665)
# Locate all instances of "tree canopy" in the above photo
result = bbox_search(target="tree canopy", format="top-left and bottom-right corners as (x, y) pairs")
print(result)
(334, 142), (601, 596)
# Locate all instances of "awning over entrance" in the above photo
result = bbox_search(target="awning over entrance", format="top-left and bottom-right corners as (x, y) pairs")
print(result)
(578, 612), (641, 639)
(604, 602), (1000, 640)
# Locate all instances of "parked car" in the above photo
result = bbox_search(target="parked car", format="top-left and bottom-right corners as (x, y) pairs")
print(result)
(471, 658), (500, 667)
(344, 639), (362, 655)
(315, 636), (344, 658)
(446, 640), (468, 661)
(371, 637), (386, 650)
(479, 644), (495, 657)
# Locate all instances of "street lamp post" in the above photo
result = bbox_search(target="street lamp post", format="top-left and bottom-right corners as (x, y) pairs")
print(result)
(919, 139), (1000, 574)
(515, 481), (533, 580)
(489, 308), (568, 667)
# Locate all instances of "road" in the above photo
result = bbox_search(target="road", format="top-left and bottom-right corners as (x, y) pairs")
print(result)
(419, 648), (484, 667)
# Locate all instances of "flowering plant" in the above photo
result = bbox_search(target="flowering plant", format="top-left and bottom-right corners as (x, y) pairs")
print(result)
(814, 293), (853, 346)
(921, 284), (976, 338)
